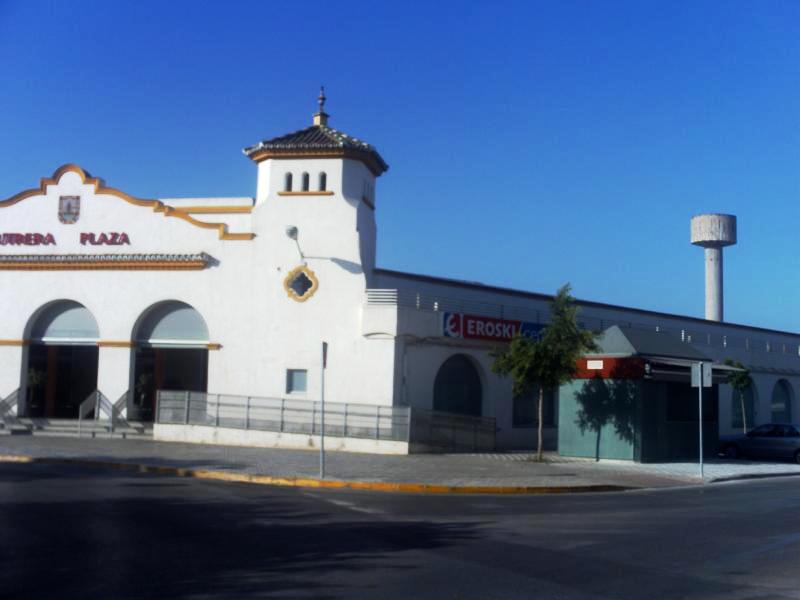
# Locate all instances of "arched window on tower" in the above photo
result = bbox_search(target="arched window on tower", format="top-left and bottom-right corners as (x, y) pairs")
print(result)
(301, 172), (310, 192)
(318, 172), (327, 191)
(284, 173), (293, 192)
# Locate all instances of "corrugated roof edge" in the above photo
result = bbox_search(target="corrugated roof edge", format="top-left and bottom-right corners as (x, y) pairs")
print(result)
(373, 268), (800, 339)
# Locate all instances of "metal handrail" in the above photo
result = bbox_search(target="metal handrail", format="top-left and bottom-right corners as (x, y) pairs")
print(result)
(77, 391), (99, 437)
(156, 390), (411, 442)
(0, 389), (20, 427)
(110, 391), (130, 435)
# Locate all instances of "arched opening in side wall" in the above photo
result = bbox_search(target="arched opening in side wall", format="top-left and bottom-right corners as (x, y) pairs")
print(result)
(21, 300), (100, 418)
(130, 301), (209, 422)
(771, 379), (794, 423)
(433, 354), (483, 416)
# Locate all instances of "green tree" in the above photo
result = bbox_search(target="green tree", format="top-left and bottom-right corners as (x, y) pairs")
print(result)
(724, 359), (751, 434)
(492, 284), (598, 461)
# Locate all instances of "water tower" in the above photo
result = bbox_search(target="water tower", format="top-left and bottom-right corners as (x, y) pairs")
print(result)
(690, 214), (737, 322)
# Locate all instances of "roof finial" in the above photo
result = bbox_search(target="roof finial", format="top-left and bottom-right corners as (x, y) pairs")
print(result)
(313, 85), (329, 126)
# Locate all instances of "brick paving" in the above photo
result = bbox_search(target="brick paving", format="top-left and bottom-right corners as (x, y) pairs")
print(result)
(1, 436), (799, 489)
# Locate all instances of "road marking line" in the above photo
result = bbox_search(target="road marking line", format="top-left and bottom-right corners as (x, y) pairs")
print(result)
(0, 454), (33, 463)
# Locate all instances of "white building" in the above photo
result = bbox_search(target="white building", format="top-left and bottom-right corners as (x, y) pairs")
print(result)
(2, 96), (799, 456)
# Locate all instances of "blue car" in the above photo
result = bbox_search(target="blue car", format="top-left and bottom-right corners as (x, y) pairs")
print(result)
(720, 423), (800, 463)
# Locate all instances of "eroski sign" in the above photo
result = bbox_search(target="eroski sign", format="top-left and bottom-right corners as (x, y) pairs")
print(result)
(443, 312), (543, 343)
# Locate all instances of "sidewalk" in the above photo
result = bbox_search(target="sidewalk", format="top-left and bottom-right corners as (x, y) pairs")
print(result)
(2, 436), (799, 493)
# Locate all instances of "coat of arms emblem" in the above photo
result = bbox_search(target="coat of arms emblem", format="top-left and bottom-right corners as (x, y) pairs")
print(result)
(58, 196), (80, 224)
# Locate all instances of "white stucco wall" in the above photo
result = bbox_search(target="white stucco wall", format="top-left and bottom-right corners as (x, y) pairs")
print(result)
(154, 423), (408, 455)
(0, 160), (394, 416)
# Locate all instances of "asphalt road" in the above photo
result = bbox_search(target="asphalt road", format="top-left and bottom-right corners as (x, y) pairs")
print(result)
(1, 463), (799, 599)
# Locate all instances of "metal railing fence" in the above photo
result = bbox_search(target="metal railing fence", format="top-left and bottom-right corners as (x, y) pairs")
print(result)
(157, 391), (410, 442)
(156, 391), (496, 451)
(408, 408), (496, 452)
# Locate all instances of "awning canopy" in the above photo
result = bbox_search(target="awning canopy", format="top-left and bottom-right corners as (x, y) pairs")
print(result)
(586, 326), (747, 380)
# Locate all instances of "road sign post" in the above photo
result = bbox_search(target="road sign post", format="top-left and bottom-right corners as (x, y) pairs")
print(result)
(691, 362), (712, 482)
(320, 341), (328, 479)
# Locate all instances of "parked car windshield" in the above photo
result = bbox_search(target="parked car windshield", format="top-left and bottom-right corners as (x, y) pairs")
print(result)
(748, 424), (777, 437)
(775, 425), (800, 437)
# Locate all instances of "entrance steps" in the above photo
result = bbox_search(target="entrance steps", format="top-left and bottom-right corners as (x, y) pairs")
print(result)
(0, 422), (33, 436)
(12, 418), (153, 439)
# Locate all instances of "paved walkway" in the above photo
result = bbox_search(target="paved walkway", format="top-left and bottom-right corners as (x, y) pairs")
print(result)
(1, 436), (799, 491)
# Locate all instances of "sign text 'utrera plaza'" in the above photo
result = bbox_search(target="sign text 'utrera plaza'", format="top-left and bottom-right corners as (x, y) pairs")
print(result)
(0, 232), (131, 246)
(443, 312), (543, 342)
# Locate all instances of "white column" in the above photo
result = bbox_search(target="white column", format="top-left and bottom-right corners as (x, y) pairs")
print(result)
(97, 345), (133, 418)
(705, 246), (723, 322)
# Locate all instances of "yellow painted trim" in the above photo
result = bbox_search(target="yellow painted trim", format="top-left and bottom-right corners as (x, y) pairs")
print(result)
(283, 265), (319, 303)
(207, 343), (222, 350)
(0, 164), (255, 241)
(0, 339), (26, 346)
(247, 149), (385, 176)
(97, 341), (134, 348)
(0, 259), (208, 271)
(172, 206), (253, 214)
(277, 191), (335, 197)
(216, 232), (256, 241)
(0, 455), (636, 494)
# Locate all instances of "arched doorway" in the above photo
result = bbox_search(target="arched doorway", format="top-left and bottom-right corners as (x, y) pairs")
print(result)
(23, 300), (99, 418)
(130, 301), (209, 422)
(771, 379), (794, 423)
(433, 354), (483, 416)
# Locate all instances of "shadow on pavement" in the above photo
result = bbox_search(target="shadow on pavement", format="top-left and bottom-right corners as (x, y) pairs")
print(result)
(0, 463), (480, 599)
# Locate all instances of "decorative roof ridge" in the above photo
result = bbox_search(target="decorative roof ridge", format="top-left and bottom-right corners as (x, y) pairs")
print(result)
(243, 115), (389, 175)
(244, 124), (377, 153)
(316, 124), (375, 150)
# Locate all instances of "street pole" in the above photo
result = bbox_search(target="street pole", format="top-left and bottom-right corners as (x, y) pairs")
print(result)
(698, 375), (704, 482)
(691, 361), (709, 483)
(320, 341), (328, 479)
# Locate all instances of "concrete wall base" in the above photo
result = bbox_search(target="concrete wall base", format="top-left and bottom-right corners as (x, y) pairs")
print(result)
(154, 423), (410, 455)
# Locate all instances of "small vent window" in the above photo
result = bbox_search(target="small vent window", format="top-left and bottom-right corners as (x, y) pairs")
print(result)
(284, 173), (293, 192)
(284, 265), (319, 302)
(286, 369), (308, 394)
(319, 172), (327, 191)
(301, 172), (310, 191)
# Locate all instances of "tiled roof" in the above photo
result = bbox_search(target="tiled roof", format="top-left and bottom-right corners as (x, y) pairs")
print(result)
(243, 124), (389, 174)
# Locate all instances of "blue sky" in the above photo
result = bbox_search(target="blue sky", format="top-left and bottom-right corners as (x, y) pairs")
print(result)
(1, 1), (798, 330)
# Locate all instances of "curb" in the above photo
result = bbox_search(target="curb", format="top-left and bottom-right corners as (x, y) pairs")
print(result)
(709, 471), (800, 484)
(0, 454), (636, 495)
